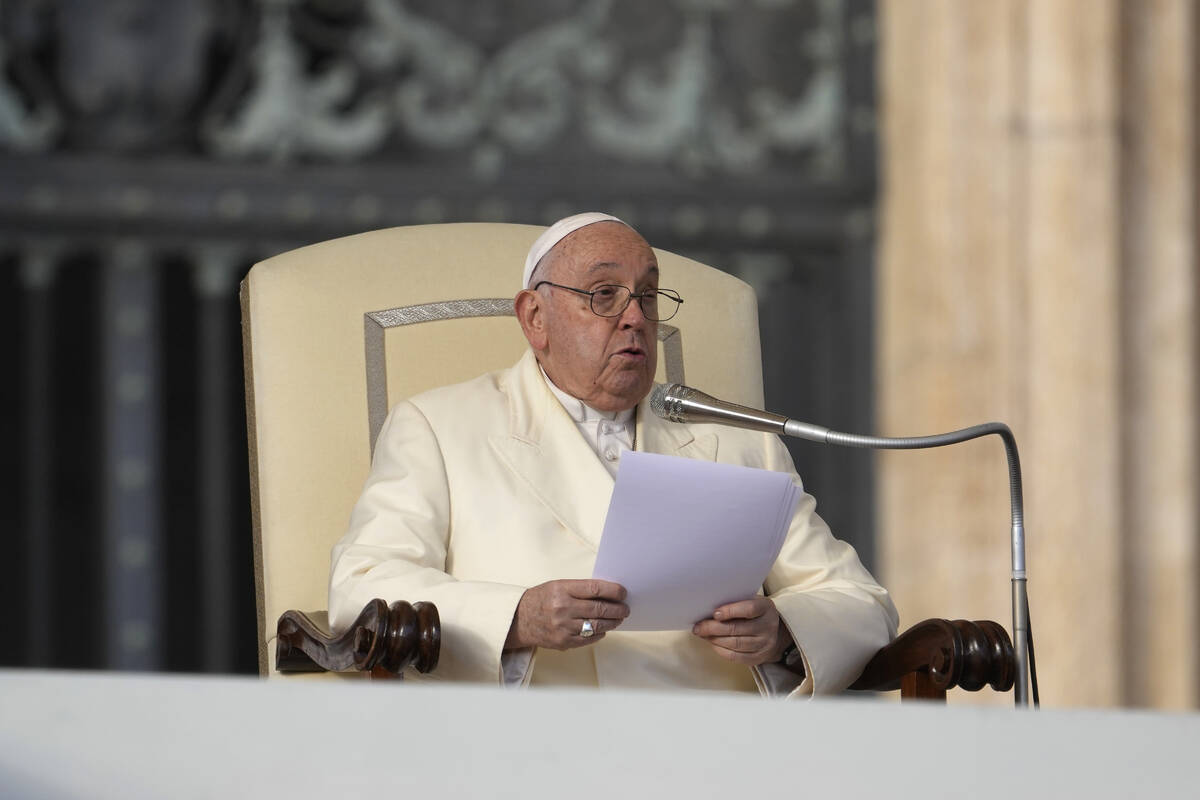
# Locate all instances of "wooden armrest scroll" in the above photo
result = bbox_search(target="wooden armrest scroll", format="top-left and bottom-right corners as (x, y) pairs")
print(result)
(848, 618), (1015, 700)
(276, 599), (440, 676)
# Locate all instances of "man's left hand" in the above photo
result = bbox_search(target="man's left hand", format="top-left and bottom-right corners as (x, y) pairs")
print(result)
(692, 597), (788, 666)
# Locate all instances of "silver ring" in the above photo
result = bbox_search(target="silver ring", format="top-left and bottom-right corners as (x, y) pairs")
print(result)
(579, 620), (595, 638)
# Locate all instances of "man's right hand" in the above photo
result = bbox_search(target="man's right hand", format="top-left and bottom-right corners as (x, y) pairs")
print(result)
(504, 579), (629, 651)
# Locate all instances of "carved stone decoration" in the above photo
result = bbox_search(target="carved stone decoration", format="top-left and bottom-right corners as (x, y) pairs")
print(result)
(583, 0), (846, 176)
(357, 0), (617, 154)
(3, 0), (218, 151)
(0, 0), (857, 173)
(203, 0), (390, 162)
(197, 0), (849, 175)
(0, 12), (60, 151)
(276, 598), (441, 675)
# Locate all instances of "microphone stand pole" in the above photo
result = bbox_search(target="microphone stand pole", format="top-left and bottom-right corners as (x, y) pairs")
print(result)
(782, 419), (1031, 707)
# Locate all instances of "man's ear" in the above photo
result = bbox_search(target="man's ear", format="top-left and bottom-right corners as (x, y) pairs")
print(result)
(514, 288), (549, 351)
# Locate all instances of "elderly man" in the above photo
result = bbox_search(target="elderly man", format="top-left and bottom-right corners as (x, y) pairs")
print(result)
(329, 212), (897, 696)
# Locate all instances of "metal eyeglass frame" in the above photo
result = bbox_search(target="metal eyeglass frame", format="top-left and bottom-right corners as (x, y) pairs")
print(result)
(533, 281), (684, 322)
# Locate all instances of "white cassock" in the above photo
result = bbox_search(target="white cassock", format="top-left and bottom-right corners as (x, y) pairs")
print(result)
(330, 349), (898, 697)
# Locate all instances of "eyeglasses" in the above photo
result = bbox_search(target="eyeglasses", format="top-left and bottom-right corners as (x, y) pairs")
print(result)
(534, 281), (684, 322)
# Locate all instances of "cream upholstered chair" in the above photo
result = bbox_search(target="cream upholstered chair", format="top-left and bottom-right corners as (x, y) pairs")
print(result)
(241, 222), (1017, 699)
(240, 222), (766, 679)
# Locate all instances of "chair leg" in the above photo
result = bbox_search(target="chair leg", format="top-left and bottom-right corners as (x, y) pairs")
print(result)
(370, 665), (402, 681)
(901, 670), (948, 702)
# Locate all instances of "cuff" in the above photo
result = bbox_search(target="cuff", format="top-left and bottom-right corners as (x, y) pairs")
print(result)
(500, 648), (536, 687)
(771, 590), (896, 695)
(752, 661), (813, 698)
(751, 619), (814, 699)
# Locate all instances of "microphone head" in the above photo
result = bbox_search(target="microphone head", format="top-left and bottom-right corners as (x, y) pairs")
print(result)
(652, 383), (785, 434)
(650, 383), (692, 423)
(649, 383), (675, 419)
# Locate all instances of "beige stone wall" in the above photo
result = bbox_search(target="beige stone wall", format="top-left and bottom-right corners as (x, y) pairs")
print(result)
(877, 0), (1197, 709)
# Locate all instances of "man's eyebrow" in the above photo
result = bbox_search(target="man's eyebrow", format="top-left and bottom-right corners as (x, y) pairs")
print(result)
(587, 262), (659, 275)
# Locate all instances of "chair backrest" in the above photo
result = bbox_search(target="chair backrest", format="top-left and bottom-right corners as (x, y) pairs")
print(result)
(240, 222), (765, 675)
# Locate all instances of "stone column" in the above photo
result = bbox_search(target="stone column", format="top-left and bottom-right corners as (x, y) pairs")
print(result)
(877, 0), (1196, 708)
(192, 245), (244, 673)
(1118, 0), (1198, 709)
(878, 0), (1047, 707)
(102, 240), (164, 671)
(1023, 0), (1124, 709)
(18, 244), (60, 666)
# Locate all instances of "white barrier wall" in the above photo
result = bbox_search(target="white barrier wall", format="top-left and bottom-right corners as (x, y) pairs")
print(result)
(2, 672), (1197, 798)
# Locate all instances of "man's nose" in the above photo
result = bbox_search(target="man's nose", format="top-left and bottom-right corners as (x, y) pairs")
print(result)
(618, 295), (649, 328)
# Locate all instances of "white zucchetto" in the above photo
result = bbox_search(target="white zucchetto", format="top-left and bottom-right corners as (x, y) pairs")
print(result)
(522, 212), (630, 289)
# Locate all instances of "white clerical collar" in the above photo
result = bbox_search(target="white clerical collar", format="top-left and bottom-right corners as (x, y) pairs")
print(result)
(539, 365), (636, 427)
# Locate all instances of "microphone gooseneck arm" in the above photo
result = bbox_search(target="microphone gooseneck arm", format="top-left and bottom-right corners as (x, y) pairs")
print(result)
(651, 383), (1035, 707)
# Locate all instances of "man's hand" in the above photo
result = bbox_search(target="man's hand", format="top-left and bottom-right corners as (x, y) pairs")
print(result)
(692, 596), (788, 666)
(505, 579), (629, 651)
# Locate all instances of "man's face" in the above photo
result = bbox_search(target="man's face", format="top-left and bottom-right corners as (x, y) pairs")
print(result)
(527, 222), (659, 412)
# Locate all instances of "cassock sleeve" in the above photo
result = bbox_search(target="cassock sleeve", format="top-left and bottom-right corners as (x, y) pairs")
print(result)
(759, 434), (899, 697)
(329, 400), (533, 685)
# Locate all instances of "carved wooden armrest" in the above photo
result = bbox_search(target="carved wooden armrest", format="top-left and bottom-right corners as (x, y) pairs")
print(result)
(848, 618), (1015, 701)
(276, 599), (440, 676)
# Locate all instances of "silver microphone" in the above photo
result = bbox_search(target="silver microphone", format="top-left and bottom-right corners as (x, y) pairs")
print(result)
(649, 383), (831, 442)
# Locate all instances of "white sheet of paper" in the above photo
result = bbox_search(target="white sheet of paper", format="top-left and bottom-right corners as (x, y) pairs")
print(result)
(592, 451), (800, 631)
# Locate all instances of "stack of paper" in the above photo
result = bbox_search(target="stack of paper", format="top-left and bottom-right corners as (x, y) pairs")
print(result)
(592, 451), (801, 631)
